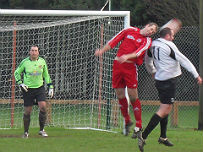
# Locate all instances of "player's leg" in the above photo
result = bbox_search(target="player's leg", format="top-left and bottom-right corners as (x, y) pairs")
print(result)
(115, 88), (133, 135)
(36, 86), (48, 137)
(157, 78), (176, 146)
(23, 106), (32, 138)
(159, 115), (173, 146)
(127, 88), (145, 152)
(143, 103), (172, 139)
(160, 114), (168, 138)
(137, 104), (171, 151)
(127, 88), (142, 137)
(128, 88), (142, 128)
(113, 61), (132, 136)
(124, 63), (142, 137)
(140, 78), (176, 151)
(22, 89), (34, 138)
(38, 101), (48, 137)
(154, 105), (173, 146)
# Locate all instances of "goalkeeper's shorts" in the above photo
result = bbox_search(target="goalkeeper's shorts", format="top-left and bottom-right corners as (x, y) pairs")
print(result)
(22, 86), (46, 106)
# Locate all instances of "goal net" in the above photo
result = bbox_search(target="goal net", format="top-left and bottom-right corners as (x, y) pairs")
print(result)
(0, 9), (130, 131)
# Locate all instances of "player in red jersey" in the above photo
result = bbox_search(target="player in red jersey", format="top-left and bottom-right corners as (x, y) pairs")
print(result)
(95, 23), (158, 137)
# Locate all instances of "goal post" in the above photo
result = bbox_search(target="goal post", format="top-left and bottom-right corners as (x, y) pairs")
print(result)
(0, 9), (130, 131)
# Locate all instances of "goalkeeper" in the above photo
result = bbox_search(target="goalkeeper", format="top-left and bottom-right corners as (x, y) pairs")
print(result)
(14, 45), (54, 138)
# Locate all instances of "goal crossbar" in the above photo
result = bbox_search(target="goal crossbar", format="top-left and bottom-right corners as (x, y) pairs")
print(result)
(0, 9), (130, 17)
(0, 9), (130, 27)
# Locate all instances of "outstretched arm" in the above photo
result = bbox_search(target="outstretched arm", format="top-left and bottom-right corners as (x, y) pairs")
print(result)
(95, 44), (111, 56)
(95, 28), (127, 57)
(172, 45), (202, 85)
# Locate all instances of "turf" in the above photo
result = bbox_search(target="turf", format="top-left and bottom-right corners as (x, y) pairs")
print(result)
(0, 127), (202, 152)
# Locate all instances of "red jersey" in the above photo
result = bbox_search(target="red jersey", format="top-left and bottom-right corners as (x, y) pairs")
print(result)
(108, 27), (152, 65)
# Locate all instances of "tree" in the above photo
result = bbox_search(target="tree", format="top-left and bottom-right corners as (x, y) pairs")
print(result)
(0, 0), (9, 8)
(142, 0), (199, 26)
(42, 0), (106, 10)
(198, 0), (203, 130)
(9, 0), (54, 9)
(111, 0), (150, 26)
(4, 0), (200, 26)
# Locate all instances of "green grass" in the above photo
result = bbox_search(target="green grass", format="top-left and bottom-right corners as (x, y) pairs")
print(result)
(0, 127), (202, 152)
(0, 104), (200, 130)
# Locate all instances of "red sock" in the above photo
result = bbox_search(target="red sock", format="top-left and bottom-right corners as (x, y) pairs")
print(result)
(118, 98), (131, 124)
(131, 99), (142, 128)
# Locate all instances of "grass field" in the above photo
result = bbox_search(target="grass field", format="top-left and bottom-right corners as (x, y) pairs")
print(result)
(0, 127), (202, 152)
(0, 104), (199, 129)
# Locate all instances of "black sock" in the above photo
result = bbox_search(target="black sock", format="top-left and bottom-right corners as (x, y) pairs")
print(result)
(142, 113), (162, 139)
(39, 111), (47, 131)
(23, 114), (30, 133)
(160, 115), (168, 138)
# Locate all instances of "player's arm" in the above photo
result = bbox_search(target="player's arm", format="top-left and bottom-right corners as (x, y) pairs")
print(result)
(14, 61), (24, 84)
(95, 44), (111, 56)
(95, 28), (127, 56)
(145, 48), (156, 75)
(116, 52), (137, 63)
(117, 37), (152, 63)
(14, 60), (28, 92)
(173, 44), (202, 84)
(43, 60), (54, 98)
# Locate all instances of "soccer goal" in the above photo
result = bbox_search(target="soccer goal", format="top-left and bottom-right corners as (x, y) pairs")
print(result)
(0, 9), (130, 131)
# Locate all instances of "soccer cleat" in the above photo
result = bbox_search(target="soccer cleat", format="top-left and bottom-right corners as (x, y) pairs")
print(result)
(124, 121), (133, 136)
(22, 132), (29, 138)
(38, 129), (48, 137)
(138, 135), (146, 152)
(132, 127), (142, 139)
(158, 137), (174, 146)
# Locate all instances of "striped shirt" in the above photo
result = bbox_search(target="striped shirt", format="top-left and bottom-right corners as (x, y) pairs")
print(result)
(108, 27), (152, 65)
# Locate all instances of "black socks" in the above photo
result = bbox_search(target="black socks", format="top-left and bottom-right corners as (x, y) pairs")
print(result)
(142, 113), (162, 139)
(160, 115), (168, 138)
(39, 111), (47, 131)
(23, 114), (30, 133)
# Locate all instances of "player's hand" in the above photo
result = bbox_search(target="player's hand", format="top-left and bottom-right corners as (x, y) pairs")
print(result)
(95, 49), (103, 56)
(152, 73), (155, 79)
(197, 76), (202, 85)
(117, 55), (128, 63)
(19, 83), (28, 92)
(48, 88), (54, 98)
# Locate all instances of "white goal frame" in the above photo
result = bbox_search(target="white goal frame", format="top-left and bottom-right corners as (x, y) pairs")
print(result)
(0, 9), (130, 132)
(0, 9), (130, 27)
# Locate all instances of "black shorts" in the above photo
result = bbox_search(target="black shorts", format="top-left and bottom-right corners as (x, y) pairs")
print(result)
(155, 77), (177, 104)
(22, 86), (46, 107)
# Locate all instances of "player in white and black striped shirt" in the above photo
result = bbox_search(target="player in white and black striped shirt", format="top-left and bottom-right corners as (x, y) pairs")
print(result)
(138, 27), (202, 152)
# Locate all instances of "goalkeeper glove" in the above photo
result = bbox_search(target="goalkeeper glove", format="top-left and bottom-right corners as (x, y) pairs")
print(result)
(19, 83), (28, 92)
(48, 88), (54, 98)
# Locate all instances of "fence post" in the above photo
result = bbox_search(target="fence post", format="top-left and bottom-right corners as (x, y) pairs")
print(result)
(198, 0), (203, 130)
(171, 102), (178, 127)
(46, 100), (52, 125)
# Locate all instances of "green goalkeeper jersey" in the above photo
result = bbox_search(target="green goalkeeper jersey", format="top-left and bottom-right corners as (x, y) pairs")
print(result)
(14, 57), (53, 89)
